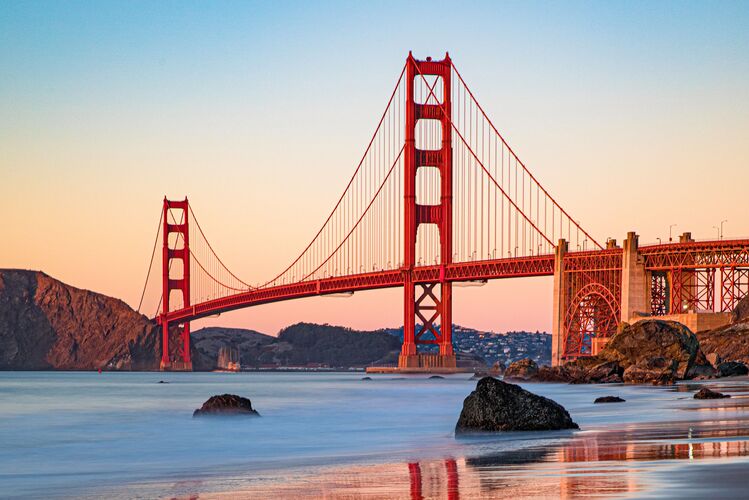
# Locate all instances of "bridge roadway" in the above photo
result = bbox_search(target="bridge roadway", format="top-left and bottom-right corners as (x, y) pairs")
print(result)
(159, 238), (749, 326)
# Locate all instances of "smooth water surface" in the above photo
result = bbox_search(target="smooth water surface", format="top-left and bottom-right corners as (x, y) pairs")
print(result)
(1, 371), (749, 498)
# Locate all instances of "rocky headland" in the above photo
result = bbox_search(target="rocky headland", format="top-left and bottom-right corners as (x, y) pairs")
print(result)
(0, 269), (160, 370)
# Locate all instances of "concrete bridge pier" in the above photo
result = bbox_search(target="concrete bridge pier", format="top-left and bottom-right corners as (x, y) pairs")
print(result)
(621, 231), (649, 323)
(551, 239), (568, 367)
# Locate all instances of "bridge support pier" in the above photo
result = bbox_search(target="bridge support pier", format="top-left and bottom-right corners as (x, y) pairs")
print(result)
(621, 232), (649, 323)
(551, 239), (568, 367)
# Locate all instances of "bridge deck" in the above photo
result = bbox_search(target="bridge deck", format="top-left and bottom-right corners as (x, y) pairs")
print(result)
(160, 238), (749, 325)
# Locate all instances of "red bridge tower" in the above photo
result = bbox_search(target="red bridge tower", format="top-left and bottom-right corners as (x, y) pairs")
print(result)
(158, 197), (192, 371)
(399, 53), (456, 370)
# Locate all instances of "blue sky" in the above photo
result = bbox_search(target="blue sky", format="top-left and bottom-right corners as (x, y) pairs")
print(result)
(1, 1), (748, 333)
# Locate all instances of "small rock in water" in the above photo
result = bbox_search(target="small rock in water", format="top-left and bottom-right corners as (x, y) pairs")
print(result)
(158, 380), (168, 384)
(594, 396), (625, 404)
(193, 394), (260, 417)
(455, 377), (579, 434)
(429, 375), (445, 379)
(694, 387), (730, 400)
(361, 376), (372, 381)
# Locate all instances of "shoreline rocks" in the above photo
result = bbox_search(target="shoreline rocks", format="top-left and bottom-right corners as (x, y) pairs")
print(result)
(193, 394), (260, 417)
(717, 361), (749, 378)
(504, 358), (539, 381)
(455, 377), (578, 434)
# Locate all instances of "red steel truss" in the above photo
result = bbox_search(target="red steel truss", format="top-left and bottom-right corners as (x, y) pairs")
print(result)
(560, 250), (623, 361)
(650, 271), (669, 316)
(721, 267), (749, 312)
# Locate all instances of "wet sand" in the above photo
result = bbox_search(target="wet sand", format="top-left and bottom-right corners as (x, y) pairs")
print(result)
(192, 380), (749, 499)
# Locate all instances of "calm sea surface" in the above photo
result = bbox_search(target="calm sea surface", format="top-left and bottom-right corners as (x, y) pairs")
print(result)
(1, 371), (749, 498)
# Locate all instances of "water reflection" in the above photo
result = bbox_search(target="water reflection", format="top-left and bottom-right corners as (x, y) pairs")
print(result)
(201, 420), (749, 499)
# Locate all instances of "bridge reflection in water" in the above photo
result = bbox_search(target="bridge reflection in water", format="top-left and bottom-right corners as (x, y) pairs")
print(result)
(195, 417), (749, 499)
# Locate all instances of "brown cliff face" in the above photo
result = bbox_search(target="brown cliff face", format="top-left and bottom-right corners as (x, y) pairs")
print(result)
(0, 270), (159, 370)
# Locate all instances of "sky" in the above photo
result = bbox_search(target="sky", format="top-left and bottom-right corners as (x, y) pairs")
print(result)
(1, 1), (748, 336)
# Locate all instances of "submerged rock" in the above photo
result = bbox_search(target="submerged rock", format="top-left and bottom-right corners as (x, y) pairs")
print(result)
(594, 396), (625, 404)
(361, 376), (372, 381)
(193, 394), (260, 417)
(455, 377), (578, 434)
(694, 387), (730, 400)
(717, 361), (749, 378)
(504, 358), (539, 381)
(429, 375), (445, 379)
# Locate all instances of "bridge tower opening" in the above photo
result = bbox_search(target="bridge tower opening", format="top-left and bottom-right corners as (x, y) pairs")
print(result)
(159, 197), (192, 371)
(399, 53), (456, 370)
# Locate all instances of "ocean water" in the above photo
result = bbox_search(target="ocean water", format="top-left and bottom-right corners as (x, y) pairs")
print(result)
(1, 371), (749, 498)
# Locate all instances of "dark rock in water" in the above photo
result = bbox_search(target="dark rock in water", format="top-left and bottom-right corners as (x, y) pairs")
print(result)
(455, 377), (578, 434)
(594, 396), (625, 403)
(158, 380), (168, 384)
(694, 387), (730, 399)
(599, 320), (701, 380)
(504, 358), (539, 381)
(429, 375), (445, 379)
(193, 394), (260, 417)
(622, 356), (676, 385)
(361, 376), (372, 380)
(717, 361), (749, 378)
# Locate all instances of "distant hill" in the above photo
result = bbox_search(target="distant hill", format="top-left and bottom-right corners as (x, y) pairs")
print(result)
(0, 269), (159, 370)
(0, 269), (545, 371)
(191, 326), (276, 370)
(192, 322), (402, 370)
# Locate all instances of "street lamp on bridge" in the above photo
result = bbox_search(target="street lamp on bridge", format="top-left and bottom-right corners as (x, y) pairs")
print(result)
(712, 220), (727, 240)
(669, 224), (677, 242)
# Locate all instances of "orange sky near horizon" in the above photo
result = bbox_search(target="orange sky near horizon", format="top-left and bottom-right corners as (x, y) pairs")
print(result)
(1, 2), (747, 336)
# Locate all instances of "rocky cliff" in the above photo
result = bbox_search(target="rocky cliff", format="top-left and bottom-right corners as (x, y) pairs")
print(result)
(696, 296), (749, 365)
(0, 270), (160, 370)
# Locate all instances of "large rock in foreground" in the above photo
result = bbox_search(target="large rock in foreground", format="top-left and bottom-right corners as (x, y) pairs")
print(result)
(455, 377), (578, 434)
(193, 394), (260, 417)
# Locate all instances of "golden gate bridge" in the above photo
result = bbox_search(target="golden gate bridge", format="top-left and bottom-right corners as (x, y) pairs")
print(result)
(138, 53), (749, 371)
